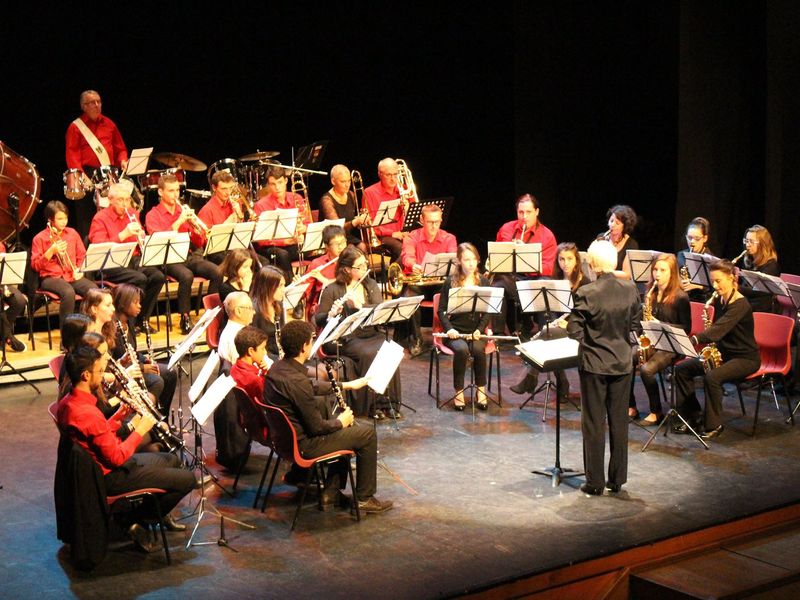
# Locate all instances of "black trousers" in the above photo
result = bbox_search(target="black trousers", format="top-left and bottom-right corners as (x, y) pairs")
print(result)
(104, 452), (195, 516)
(630, 350), (674, 415)
(579, 370), (632, 489)
(255, 245), (298, 284)
(1, 286), (27, 338)
(393, 283), (439, 346)
(99, 263), (165, 323)
(673, 356), (760, 430)
(490, 273), (537, 336)
(299, 423), (378, 499)
(442, 337), (487, 390)
(378, 235), (402, 263)
(143, 362), (178, 415)
(39, 276), (98, 324)
(163, 255), (220, 315)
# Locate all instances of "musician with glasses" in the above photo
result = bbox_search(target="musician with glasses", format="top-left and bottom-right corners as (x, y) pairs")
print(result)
(88, 182), (165, 334)
(319, 165), (369, 250)
(32, 201), (98, 327)
(362, 158), (416, 263)
(677, 217), (715, 302)
(740, 224), (781, 313)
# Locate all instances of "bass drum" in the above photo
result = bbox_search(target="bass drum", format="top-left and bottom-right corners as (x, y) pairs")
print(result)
(0, 141), (42, 244)
(138, 167), (185, 191)
(207, 158), (243, 187)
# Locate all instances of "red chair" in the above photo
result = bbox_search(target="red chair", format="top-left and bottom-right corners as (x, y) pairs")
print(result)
(202, 293), (223, 350)
(736, 312), (795, 435)
(428, 293), (501, 409)
(230, 387), (275, 508)
(32, 290), (84, 350)
(49, 355), (65, 380)
(261, 403), (360, 530)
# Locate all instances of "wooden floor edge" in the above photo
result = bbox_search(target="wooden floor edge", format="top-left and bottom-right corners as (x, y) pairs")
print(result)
(458, 502), (800, 599)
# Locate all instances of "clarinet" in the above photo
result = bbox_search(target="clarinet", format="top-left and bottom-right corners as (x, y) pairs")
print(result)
(144, 322), (155, 366)
(106, 356), (184, 452)
(324, 361), (349, 416)
(116, 318), (147, 391)
(274, 318), (285, 360)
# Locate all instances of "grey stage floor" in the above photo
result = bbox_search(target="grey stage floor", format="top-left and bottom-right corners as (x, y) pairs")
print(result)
(2, 347), (799, 599)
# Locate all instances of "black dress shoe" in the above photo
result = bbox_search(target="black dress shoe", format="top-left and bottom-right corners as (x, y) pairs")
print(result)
(453, 403), (465, 412)
(163, 514), (187, 532)
(605, 483), (622, 493)
(701, 425), (724, 439)
(179, 314), (194, 335)
(372, 409), (386, 420)
(510, 373), (538, 394)
(476, 397), (488, 411)
(128, 523), (160, 553)
(580, 483), (604, 496)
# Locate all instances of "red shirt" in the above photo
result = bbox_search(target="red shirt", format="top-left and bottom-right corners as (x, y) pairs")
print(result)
(400, 228), (457, 273)
(231, 359), (265, 405)
(198, 195), (234, 227)
(304, 251), (339, 306)
(145, 202), (206, 250)
(363, 182), (407, 236)
(65, 114), (128, 169)
(56, 387), (141, 476)
(495, 220), (557, 277)
(31, 226), (86, 281)
(253, 192), (312, 247)
(88, 206), (142, 252)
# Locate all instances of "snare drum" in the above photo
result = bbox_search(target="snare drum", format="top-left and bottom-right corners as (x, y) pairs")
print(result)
(62, 168), (94, 200)
(139, 168), (185, 191)
(207, 158), (243, 187)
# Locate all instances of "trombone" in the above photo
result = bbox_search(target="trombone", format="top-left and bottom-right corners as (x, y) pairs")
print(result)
(352, 169), (380, 253)
(290, 171), (312, 267)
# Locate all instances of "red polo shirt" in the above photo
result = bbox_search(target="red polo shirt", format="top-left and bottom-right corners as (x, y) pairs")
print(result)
(145, 202), (206, 250)
(363, 182), (409, 237)
(198, 194), (234, 227)
(495, 220), (557, 277)
(31, 226), (86, 281)
(88, 206), (142, 252)
(65, 114), (128, 169)
(253, 192), (311, 247)
(400, 228), (457, 274)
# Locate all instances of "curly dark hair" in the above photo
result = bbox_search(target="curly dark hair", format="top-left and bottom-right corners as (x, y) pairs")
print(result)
(606, 205), (637, 235)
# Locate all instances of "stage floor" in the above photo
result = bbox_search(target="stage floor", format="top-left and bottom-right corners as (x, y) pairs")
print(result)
(2, 346), (799, 599)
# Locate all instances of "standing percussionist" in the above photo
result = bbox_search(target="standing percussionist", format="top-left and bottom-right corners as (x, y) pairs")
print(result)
(362, 158), (417, 263)
(492, 193), (557, 338)
(145, 174), (221, 334)
(88, 182), (165, 333)
(567, 240), (641, 496)
(32, 201), (98, 327)
(65, 90), (128, 240)
(253, 166), (313, 283)
(394, 204), (457, 356)
(318, 165), (369, 251)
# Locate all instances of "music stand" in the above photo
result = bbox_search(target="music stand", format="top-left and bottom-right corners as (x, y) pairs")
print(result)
(0, 251), (39, 393)
(204, 222), (255, 256)
(487, 241), (542, 276)
(626, 249), (660, 286)
(372, 199), (402, 230)
(187, 372), (254, 552)
(683, 252), (716, 289)
(283, 281), (310, 316)
(420, 252), (456, 278)
(81, 242), (137, 286)
(517, 337), (582, 487)
(294, 140), (329, 171)
(516, 279), (573, 413)
(443, 286), (504, 415)
(253, 208), (298, 265)
(301, 219), (345, 257)
(141, 231), (190, 358)
(401, 198), (453, 232)
(639, 321), (707, 451)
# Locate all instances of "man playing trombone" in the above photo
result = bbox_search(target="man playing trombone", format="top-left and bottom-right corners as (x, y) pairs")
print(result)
(362, 158), (417, 263)
(88, 182), (166, 334)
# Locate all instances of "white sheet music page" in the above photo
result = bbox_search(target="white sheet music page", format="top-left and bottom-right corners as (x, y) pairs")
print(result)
(364, 340), (404, 395)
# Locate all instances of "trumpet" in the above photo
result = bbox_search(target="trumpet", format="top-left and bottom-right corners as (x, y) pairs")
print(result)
(179, 202), (210, 236)
(125, 209), (146, 254)
(47, 222), (80, 277)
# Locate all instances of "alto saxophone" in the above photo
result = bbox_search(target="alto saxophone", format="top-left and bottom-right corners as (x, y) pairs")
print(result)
(637, 286), (655, 364)
(698, 291), (723, 373)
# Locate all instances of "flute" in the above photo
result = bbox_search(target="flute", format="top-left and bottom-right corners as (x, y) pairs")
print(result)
(330, 269), (371, 316)
(285, 257), (338, 290)
(433, 332), (521, 341)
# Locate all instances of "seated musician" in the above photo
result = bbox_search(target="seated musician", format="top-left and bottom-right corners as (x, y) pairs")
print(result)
(253, 166), (314, 284)
(437, 243), (491, 411)
(250, 266), (287, 362)
(316, 247), (402, 419)
(230, 326), (272, 403)
(88, 181), (165, 334)
(595, 205), (639, 279)
(145, 173), (221, 334)
(362, 158), (417, 263)
(303, 225), (348, 319)
(492, 193), (557, 338)
(218, 292), (262, 366)
(318, 164), (369, 251)
(56, 345), (195, 549)
(740, 224), (780, 313)
(198, 171), (247, 265)
(510, 242), (588, 402)
(672, 259), (760, 440)
(112, 284), (177, 417)
(677, 217), (715, 302)
(65, 90), (128, 240)
(264, 319), (392, 514)
(628, 253), (691, 425)
(0, 241), (29, 351)
(394, 204), (457, 357)
(31, 200), (98, 327)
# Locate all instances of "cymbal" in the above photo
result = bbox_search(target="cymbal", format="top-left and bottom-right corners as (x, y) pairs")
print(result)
(239, 151), (280, 162)
(152, 152), (207, 172)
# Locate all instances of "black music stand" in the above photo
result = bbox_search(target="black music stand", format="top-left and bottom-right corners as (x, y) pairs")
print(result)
(517, 337), (582, 487)
(187, 367), (254, 552)
(626, 249), (660, 289)
(0, 251), (39, 393)
(640, 321), (708, 451)
(253, 208), (298, 266)
(441, 286), (504, 416)
(683, 252), (716, 290)
(81, 242), (137, 287)
(487, 240), (543, 336)
(141, 231), (190, 358)
(516, 280), (574, 414)
(401, 197), (453, 232)
(301, 218), (345, 262)
(204, 222), (255, 257)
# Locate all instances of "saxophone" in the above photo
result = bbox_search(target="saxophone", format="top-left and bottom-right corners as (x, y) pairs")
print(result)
(637, 286), (655, 364)
(698, 291), (723, 373)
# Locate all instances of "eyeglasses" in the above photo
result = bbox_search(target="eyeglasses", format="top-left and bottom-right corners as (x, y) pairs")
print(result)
(743, 238), (758, 246)
(424, 220), (442, 226)
(686, 235), (704, 242)
(351, 263), (368, 270)
(237, 305), (255, 312)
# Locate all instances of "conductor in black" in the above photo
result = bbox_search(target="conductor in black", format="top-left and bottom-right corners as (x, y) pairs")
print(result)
(567, 240), (642, 496)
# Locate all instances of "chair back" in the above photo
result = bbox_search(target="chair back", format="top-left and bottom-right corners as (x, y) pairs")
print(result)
(232, 386), (269, 447)
(262, 403), (306, 466)
(431, 293), (454, 356)
(752, 312), (794, 376)
(49, 355), (65, 380)
(48, 401), (59, 426)
(202, 293), (223, 349)
(689, 301), (714, 338)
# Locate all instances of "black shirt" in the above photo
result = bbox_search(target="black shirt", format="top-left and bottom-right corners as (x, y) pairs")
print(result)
(695, 295), (759, 362)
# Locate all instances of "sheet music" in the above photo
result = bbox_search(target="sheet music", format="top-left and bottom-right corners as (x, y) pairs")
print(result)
(516, 337), (579, 368)
(364, 340), (404, 395)
(310, 314), (340, 357)
(191, 374), (235, 426)
(0, 251), (27, 286)
(189, 350), (220, 403)
(125, 147), (153, 175)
